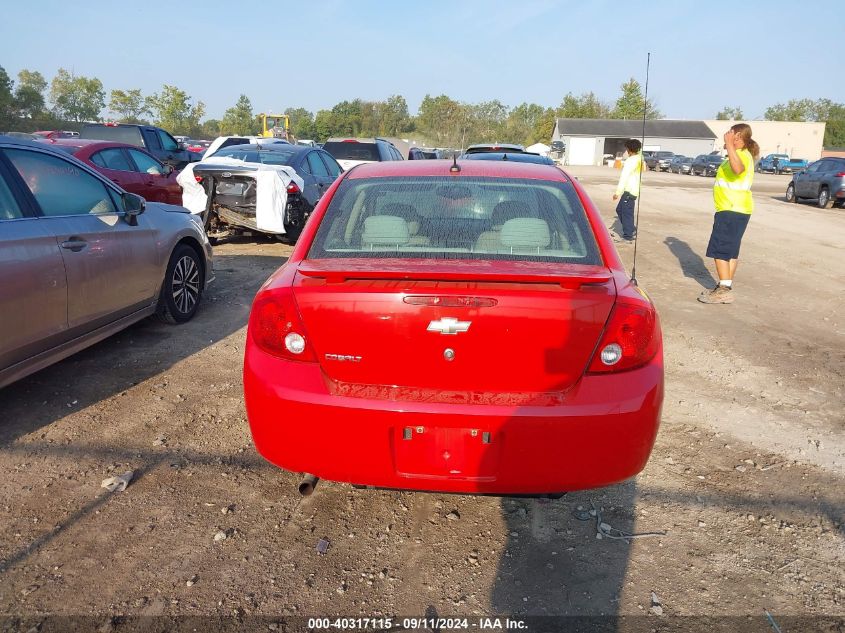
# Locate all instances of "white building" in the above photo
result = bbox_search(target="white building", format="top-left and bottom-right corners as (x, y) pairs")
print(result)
(552, 119), (716, 166)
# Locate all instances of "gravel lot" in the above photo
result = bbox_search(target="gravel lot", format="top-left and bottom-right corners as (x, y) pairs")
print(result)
(1, 166), (842, 629)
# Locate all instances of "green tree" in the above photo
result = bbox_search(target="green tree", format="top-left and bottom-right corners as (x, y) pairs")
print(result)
(313, 110), (332, 142)
(49, 68), (105, 122)
(14, 69), (47, 118)
(716, 106), (744, 121)
(556, 92), (611, 119)
(506, 102), (546, 144)
(417, 94), (466, 146)
(200, 119), (221, 139)
(764, 98), (845, 147)
(285, 107), (316, 139)
(109, 89), (149, 123)
(532, 107), (557, 145)
(146, 85), (205, 135)
(381, 94), (411, 136)
(612, 78), (660, 120)
(468, 99), (509, 143)
(221, 94), (255, 135)
(764, 99), (815, 122)
(329, 99), (364, 136)
(0, 66), (16, 129)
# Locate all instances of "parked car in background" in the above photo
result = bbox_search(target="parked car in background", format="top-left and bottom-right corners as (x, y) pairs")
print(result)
(408, 147), (428, 160)
(690, 154), (723, 176)
(461, 152), (555, 165)
(242, 160), (664, 496)
(668, 156), (693, 174)
(463, 143), (526, 155)
(0, 136), (212, 389)
(45, 139), (182, 205)
(645, 151), (675, 171)
(79, 123), (200, 169)
(33, 130), (78, 140)
(758, 153), (808, 174)
(186, 139), (212, 154)
(786, 157), (845, 209)
(322, 137), (404, 170)
(185, 143), (342, 242)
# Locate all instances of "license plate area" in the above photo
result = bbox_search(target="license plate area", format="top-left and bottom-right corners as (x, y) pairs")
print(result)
(393, 426), (500, 481)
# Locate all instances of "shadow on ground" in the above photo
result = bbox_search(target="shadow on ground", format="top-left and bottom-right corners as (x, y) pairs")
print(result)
(0, 252), (285, 445)
(663, 237), (714, 289)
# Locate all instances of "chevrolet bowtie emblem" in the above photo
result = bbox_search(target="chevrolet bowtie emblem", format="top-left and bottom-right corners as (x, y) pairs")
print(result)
(427, 317), (471, 335)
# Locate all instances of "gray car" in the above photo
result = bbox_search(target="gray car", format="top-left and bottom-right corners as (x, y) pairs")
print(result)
(0, 136), (213, 389)
(786, 157), (845, 209)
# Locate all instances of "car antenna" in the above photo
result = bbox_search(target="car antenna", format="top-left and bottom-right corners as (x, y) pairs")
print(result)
(630, 52), (651, 286)
(450, 154), (460, 173)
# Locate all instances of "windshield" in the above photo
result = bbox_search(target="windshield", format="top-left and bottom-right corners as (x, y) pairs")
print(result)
(80, 125), (143, 146)
(462, 153), (554, 165)
(308, 176), (601, 265)
(213, 147), (298, 165)
(323, 142), (380, 162)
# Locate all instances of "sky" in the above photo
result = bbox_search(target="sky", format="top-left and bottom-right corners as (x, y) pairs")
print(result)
(2, 0), (844, 121)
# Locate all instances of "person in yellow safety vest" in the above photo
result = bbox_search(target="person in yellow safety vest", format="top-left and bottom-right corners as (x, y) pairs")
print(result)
(698, 123), (760, 304)
(612, 139), (644, 242)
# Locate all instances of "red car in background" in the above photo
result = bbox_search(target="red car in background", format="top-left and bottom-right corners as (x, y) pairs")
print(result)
(243, 160), (663, 496)
(42, 139), (183, 205)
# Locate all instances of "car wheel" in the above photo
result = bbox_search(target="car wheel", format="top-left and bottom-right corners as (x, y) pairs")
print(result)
(785, 183), (797, 203)
(817, 187), (833, 209)
(156, 244), (204, 324)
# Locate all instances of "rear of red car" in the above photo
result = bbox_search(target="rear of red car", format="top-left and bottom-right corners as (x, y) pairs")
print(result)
(243, 161), (662, 495)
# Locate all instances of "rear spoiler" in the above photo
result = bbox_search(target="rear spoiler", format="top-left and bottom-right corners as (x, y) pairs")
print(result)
(297, 261), (612, 289)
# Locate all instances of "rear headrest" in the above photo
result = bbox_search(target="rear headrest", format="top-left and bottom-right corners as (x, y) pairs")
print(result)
(491, 201), (531, 226)
(362, 215), (410, 246)
(500, 218), (550, 249)
(380, 202), (418, 220)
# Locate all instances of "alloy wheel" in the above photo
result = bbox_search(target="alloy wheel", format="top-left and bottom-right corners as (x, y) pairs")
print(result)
(172, 255), (201, 315)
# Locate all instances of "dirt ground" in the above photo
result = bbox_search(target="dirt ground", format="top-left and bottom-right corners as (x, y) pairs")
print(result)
(0, 166), (842, 631)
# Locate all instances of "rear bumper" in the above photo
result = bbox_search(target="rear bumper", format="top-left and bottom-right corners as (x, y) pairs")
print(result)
(243, 347), (663, 494)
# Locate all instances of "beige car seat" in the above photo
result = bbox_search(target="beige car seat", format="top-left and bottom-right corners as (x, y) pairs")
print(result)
(475, 201), (532, 251)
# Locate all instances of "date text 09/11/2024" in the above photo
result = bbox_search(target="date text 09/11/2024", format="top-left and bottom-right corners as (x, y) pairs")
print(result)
(307, 617), (528, 630)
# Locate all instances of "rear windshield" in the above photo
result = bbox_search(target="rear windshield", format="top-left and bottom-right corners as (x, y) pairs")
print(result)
(80, 126), (143, 146)
(308, 176), (601, 265)
(323, 142), (380, 162)
(213, 147), (298, 165)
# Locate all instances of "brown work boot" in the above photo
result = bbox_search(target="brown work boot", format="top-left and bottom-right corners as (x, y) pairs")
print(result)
(698, 284), (734, 304)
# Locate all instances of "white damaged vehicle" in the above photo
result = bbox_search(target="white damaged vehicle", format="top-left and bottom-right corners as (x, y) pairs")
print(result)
(177, 143), (342, 242)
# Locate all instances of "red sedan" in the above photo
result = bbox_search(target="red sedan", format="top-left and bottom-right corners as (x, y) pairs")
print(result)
(243, 160), (663, 496)
(41, 139), (183, 205)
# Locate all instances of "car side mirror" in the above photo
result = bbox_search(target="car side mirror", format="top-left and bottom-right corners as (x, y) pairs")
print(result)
(163, 164), (174, 176)
(122, 192), (146, 225)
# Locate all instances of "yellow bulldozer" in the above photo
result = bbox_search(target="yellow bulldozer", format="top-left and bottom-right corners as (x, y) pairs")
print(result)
(258, 113), (292, 141)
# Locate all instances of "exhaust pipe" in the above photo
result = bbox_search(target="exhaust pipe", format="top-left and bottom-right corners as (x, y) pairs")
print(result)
(298, 474), (319, 496)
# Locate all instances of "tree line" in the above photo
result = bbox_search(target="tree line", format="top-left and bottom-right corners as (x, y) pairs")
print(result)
(2, 65), (843, 148)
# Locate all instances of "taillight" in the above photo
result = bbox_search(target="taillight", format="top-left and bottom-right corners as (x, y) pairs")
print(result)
(194, 175), (203, 183)
(286, 182), (300, 194)
(249, 289), (316, 362)
(835, 172), (845, 177)
(587, 300), (659, 373)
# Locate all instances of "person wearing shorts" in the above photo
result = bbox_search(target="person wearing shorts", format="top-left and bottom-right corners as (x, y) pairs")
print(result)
(699, 124), (759, 304)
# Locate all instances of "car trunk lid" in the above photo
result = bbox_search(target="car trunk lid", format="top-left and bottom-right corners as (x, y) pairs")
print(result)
(292, 259), (615, 401)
